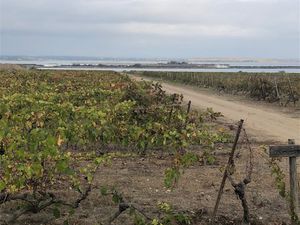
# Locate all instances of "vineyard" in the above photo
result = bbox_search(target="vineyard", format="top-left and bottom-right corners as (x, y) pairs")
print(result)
(135, 71), (300, 107)
(0, 69), (232, 224)
(0, 69), (293, 225)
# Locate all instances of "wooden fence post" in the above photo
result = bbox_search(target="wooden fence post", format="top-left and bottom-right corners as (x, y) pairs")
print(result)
(288, 139), (299, 222)
(269, 139), (300, 223)
(212, 119), (244, 218)
(186, 100), (191, 115)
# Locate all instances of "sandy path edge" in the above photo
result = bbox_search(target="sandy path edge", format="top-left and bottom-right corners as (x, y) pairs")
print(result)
(129, 74), (300, 144)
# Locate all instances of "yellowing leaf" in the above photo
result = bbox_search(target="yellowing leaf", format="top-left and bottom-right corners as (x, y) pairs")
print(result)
(57, 135), (63, 146)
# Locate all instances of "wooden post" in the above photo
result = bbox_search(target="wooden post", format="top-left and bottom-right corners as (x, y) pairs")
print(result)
(289, 139), (299, 221)
(185, 101), (192, 128)
(186, 100), (191, 115)
(274, 77), (281, 104)
(269, 139), (300, 223)
(168, 94), (176, 123)
(212, 119), (244, 218)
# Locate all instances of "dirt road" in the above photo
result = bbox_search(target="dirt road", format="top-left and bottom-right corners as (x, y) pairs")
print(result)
(132, 75), (300, 143)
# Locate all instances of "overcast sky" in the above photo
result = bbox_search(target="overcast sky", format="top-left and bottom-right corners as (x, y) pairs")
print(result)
(0, 0), (299, 59)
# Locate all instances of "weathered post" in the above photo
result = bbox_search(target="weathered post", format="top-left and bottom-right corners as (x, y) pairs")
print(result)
(168, 94), (176, 123)
(289, 139), (298, 220)
(186, 100), (191, 115)
(185, 101), (192, 128)
(212, 119), (244, 218)
(269, 139), (300, 223)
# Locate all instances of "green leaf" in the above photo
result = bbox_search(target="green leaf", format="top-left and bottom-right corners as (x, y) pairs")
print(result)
(0, 181), (6, 192)
(68, 208), (75, 216)
(180, 152), (199, 167)
(100, 186), (108, 196)
(31, 163), (43, 176)
(112, 191), (123, 204)
(52, 207), (61, 219)
(56, 160), (69, 173)
(87, 173), (93, 183)
(164, 167), (180, 188)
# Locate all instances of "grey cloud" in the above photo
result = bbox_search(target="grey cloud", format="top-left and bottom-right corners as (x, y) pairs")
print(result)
(0, 0), (299, 58)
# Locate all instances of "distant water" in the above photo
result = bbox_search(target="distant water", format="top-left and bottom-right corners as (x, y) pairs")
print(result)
(1, 58), (300, 73)
(0, 59), (167, 67)
(38, 67), (300, 73)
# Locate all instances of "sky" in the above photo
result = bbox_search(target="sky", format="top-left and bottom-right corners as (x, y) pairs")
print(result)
(0, 0), (299, 59)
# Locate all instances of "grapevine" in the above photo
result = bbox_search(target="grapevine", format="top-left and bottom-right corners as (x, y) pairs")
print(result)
(0, 69), (227, 223)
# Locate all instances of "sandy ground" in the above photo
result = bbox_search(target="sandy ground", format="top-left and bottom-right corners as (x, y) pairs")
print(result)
(0, 147), (290, 225)
(130, 75), (300, 144)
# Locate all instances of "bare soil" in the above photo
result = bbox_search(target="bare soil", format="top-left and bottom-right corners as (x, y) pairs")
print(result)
(0, 143), (291, 225)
